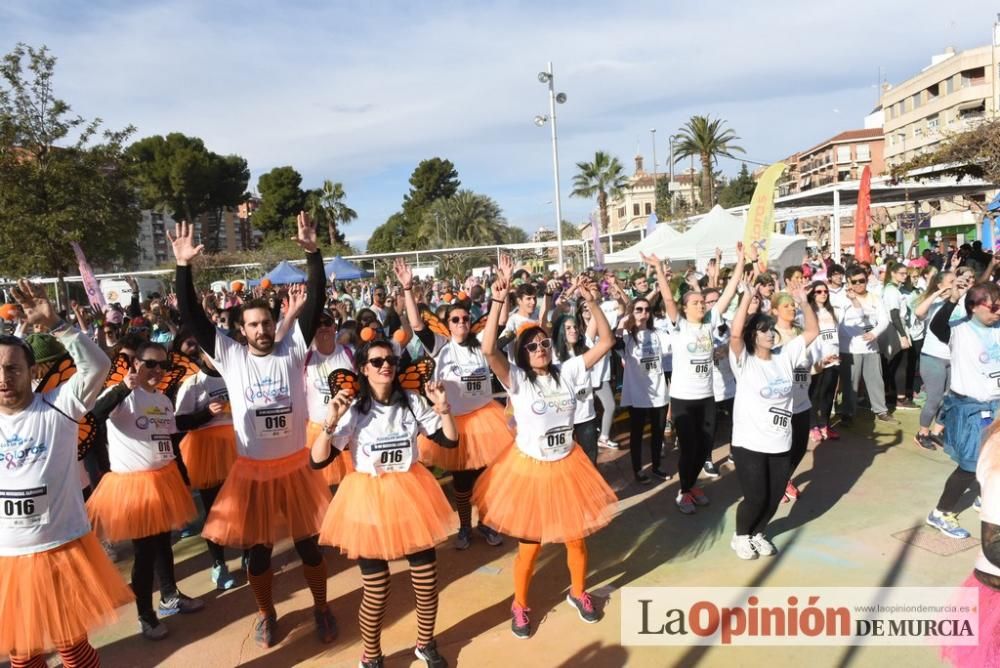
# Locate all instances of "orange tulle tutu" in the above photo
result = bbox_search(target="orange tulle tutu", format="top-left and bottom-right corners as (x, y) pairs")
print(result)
(319, 465), (453, 560)
(0, 532), (134, 657)
(418, 401), (514, 471)
(86, 462), (197, 542)
(306, 420), (355, 485)
(179, 423), (238, 489)
(472, 444), (618, 543)
(202, 448), (332, 548)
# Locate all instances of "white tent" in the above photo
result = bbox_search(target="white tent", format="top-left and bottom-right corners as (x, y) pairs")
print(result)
(601, 223), (681, 266)
(605, 205), (809, 272)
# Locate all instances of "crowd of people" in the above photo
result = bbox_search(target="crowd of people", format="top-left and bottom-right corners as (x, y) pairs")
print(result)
(1, 215), (999, 667)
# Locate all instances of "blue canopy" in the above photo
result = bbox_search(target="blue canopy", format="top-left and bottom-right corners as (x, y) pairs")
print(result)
(982, 192), (1000, 251)
(324, 256), (373, 280)
(263, 260), (306, 285)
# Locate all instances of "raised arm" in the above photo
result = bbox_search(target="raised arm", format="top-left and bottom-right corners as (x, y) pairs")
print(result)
(482, 272), (512, 387)
(642, 252), (678, 323)
(276, 283), (306, 343)
(294, 212), (326, 346)
(715, 242), (746, 315)
(914, 286), (950, 320)
(395, 258), (425, 334)
(729, 284), (756, 360)
(578, 278), (614, 370)
(169, 221), (217, 357)
(792, 285), (819, 347)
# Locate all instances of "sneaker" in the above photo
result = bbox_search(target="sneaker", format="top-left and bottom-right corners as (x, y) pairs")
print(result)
(663, 419), (674, 439)
(822, 425), (840, 441)
(896, 399), (918, 409)
(702, 460), (721, 479)
(179, 522), (198, 539)
(750, 533), (778, 556)
(414, 639), (448, 667)
(689, 487), (710, 506)
(511, 603), (531, 639)
(454, 527), (471, 550)
(784, 481), (799, 501)
(809, 427), (824, 442)
(875, 412), (898, 423)
(838, 415), (853, 428)
(914, 433), (937, 451)
(730, 534), (758, 560)
(928, 432), (945, 448)
(158, 592), (205, 617)
(651, 467), (670, 481)
(675, 492), (696, 514)
(597, 438), (619, 450)
(477, 523), (503, 547)
(359, 655), (385, 668)
(254, 611), (277, 649)
(975, 496), (982, 513)
(635, 472), (651, 485)
(211, 562), (236, 590)
(926, 510), (971, 539)
(101, 539), (119, 562)
(566, 592), (601, 623)
(139, 615), (168, 641)
(314, 607), (338, 644)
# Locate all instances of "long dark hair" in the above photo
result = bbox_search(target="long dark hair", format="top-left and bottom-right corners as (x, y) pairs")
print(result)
(742, 312), (777, 358)
(514, 324), (560, 386)
(354, 341), (409, 415)
(445, 304), (480, 349)
(624, 298), (654, 341)
(552, 313), (589, 363)
(807, 280), (836, 321)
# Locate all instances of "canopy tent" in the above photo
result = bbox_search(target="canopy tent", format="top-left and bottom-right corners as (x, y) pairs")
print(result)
(262, 260), (306, 285)
(324, 256), (373, 280)
(605, 205), (809, 272)
(601, 223), (681, 265)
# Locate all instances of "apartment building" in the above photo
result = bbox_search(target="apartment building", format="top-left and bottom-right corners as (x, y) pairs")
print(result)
(881, 45), (997, 166)
(780, 129), (885, 194)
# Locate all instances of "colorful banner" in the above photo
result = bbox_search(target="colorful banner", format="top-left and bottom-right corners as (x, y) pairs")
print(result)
(70, 242), (107, 311)
(854, 165), (873, 263)
(591, 212), (604, 269)
(742, 162), (786, 268)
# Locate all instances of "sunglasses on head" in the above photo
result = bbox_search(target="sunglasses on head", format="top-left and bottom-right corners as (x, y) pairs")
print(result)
(140, 359), (170, 370)
(368, 355), (399, 369)
(525, 338), (552, 353)
(450, 316), (470, 324)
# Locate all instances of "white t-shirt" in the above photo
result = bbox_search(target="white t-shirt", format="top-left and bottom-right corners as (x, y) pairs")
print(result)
(838, 293), (887, 354)
(920, 299), (963, 361)
(503, 357), (587, 462)
(106, 387), (177, 473)
(503, 311), (539, 361)
(619, 328), (671, 408)
(175, 371), (233, 430)
(653, 317), (674, 373)
(429, 333), (493, 417)
(558, 352), (596, 424)
(882, 283), (912, 339)
(904, 291), (925, 341)
(585, 335), (611, 387)
(949, 318), (1000, 402)
(332, 392), (441, 477)
(711, 319), (736, 402)
(812, 308), (840, 368)
(213, 323), (309, 460)
(304, 345), (355, 424)
(0, 390), (90, 556)
(730, 337), (809, 454)
(668, 313), (718, 401)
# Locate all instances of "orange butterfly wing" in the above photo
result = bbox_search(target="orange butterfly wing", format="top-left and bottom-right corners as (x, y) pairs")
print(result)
(419, 306), (450, 338)
(35, 354), (77, 394)
(469, 315), (488, 337)
(327, 368), (360, 399)
(397, 356), (435, 394)
(159, 352), (200, 398)
(76, 413), (98, 460)
(105, 353), (131, 388)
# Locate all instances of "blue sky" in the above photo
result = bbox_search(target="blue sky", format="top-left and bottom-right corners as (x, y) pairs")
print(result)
(2, 0), (997, 249)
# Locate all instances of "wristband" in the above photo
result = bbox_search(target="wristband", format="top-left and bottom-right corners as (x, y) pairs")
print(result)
(323, 420), (336, 435)
(491, 298), (505, 305)
(403, 285), (412, 291)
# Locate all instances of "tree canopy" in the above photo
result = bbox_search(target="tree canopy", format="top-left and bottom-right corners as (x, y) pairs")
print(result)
(0, 43), (140, 279)
(673, 115), (744, 209)
(570, 151), (629, 235)
(717, 163), (756, 208)
(367, 157), (462, 253)
(254, 166), (307, 238)
(892, 117), (1000, 190)
(305, 179), (357, 247)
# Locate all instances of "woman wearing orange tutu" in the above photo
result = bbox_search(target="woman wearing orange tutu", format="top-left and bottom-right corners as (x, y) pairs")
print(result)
(303, 309), (356, 486)
(473, 259), (618, 639)
(311, 341), (458, 668)
(174, 352), (239, 590)
(1, 281), (132, 668)
(394, 257), (512, 550)
(87, 341), (204, 640)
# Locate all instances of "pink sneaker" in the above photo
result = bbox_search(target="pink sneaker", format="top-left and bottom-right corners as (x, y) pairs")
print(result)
(784, 481), (799, 501)
(689, 487), (710, 506)
(823, 425), (840, 440)
(809, 427), (824, 442)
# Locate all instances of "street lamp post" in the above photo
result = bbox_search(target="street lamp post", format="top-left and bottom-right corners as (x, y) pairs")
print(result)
(650, 129), (658, 216)
(668, 134), (679, 212)
(534, 62), (567, 271)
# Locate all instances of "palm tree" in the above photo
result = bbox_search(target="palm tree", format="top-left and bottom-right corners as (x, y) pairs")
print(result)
(673, 115), (745, 209)
(423, 190), (510, 246)
(570, 151), (629, 235)
(307, 180), (357, 246)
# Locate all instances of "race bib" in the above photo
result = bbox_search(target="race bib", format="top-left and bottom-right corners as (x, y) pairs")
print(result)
(152, 434), (174, 462)
(539, 426), (573, 458)
(459, 369), (490, 397)
(640, 355), (660, 373)
(766, 407), (792, 437)
(690, 357), (712, 379)
(370, 434), (413, 474)
(793, 366), (810, 386)
(254, 406), (292, 439)
(0, 486), (49, 529)
(820, 329), (836, 342)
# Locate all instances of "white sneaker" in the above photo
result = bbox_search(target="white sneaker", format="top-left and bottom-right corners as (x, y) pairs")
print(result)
(597, 438), (619, 450)
(750, 533), (777, 556)
(730, 534), (758, 560)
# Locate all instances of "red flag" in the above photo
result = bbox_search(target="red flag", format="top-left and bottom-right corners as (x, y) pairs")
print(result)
(854, 166), (872, 263)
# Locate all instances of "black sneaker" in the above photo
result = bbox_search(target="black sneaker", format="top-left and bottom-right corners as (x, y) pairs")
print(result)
(702, 460), (721, 478)
(875, 412), (898, 423)
(914, 433), (937, 450)
(511, 604), (531, 639)
(414, 639), (448, 667)
(314, 607), (338, 644)
(254, 611), (277, 649)
(651, 468), (669, 481)
(634, 472), (651, 485)
(929, 432), (945, 448)
(158, 592), (205, 617)
(566, 592), (602, 623)
(359, 655), (385, 668)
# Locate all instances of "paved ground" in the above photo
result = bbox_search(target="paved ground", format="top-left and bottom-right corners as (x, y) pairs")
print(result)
(7, 407), (979, 667)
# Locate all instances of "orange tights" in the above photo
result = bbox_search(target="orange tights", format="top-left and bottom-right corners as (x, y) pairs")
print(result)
(513, 539), (587, 608)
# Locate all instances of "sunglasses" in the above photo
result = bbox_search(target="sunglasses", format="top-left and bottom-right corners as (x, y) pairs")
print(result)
(139, 359), (171, 370)
(813, 289), (828, 294)
(319, 318), (335, 327)
(368, 355), (400, 369)
(633, 306), (648, 313)
(850, 278), (866, 285)
(525, 338), (552, 353)
(978, 302), (1000, 313)
(450, 316), (470, 324)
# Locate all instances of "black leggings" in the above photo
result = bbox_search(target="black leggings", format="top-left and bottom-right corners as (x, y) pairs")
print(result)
(789, 409), (811, 476)
(936, 467), (979, 513)
(903, 338), (924, 400)
(883, 350), (905, 410)
(247, 535), (323, 576)
(132, 531), (178, 621)
(628, 405), (667, 474)
(809, 367), (839, 428)
(732, 447), (791, 536)
(198, 484), (226, 564)
(672, 396), (717, 492)
(574, 417), (599, 464)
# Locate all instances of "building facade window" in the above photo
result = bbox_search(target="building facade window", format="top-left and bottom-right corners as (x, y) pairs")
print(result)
(633, 203), (640, 216)
(618, 206), (626, 219)
(911, 92), (921, 109)
(836, 146), (851, 163)
(856, 144), (870, 161)
(927, 114), (939, 130)
(644, 202), (652, 215)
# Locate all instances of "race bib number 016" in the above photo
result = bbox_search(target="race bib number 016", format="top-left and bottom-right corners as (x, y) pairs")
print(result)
(0, 486), (49, 529)
(460, 373), (489, 397)
(540, 426), (573, 458)
(254, 406), (292, 440)
(371, 435), (413, 474)
(152, 434), (173, 462)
